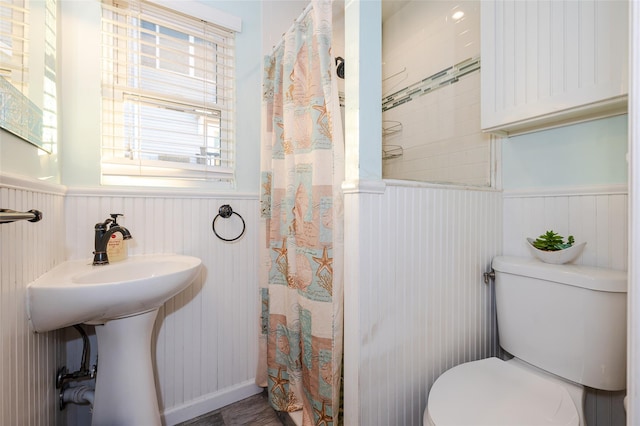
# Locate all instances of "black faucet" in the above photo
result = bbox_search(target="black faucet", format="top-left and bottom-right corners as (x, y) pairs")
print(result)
(93, 214), (133, 265)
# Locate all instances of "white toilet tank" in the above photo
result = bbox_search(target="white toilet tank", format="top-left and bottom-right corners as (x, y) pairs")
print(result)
(492, 256), (627, 391)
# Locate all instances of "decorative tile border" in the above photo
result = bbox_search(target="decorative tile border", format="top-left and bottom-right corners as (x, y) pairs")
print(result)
(382, 56), (480, 112)
(0, 76), (43, 148)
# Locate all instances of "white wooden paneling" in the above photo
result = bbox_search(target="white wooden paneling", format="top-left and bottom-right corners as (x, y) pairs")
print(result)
(344, 181), (502, 425)
(503, 190), (628, 270)
(64, 192), (260, 424)
(481, 0), (628, 134)
(0, 178), (65, 426)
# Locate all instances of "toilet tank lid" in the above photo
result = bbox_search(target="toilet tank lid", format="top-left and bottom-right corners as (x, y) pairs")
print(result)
(492, 256), (627, 293)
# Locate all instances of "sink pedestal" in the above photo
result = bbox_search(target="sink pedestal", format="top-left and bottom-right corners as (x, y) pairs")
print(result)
(92, 309), (161, 426)
(25, 254), (202, 424)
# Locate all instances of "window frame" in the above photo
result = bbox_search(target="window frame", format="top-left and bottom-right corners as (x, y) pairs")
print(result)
(100, 0), (236, 187)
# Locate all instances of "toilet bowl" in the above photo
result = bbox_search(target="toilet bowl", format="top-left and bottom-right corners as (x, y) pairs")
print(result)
(424, 256), (627, 426)
(425, 357), (583, 426)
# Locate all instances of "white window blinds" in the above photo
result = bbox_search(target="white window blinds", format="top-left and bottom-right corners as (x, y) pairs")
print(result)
(0, 0), (29, 94)
(101, 0), (235, 185)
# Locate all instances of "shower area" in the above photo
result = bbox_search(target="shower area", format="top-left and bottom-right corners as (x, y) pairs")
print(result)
(258, 1), (502, 424)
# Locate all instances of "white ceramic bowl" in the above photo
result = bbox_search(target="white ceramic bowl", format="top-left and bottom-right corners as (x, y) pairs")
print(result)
(526, 238), (587, 264)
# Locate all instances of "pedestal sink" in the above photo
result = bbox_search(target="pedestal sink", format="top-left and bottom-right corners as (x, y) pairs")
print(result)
(26, 254), (202, 425)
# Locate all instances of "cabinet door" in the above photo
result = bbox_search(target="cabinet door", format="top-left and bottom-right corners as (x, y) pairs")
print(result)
(481, 0), (628, 135)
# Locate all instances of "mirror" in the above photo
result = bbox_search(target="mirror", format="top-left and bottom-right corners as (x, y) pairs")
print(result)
(0, 0), (56, 153)
(0, 76), (45, 148)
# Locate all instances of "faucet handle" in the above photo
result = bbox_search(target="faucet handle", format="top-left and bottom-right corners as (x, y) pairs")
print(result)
(109, 213), (123, 226)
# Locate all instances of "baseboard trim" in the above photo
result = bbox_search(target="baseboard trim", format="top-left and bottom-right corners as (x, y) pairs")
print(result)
(162, 380), (263, 426)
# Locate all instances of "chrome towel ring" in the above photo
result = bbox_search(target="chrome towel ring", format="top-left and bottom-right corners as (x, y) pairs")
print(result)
(212, 204), (246, 242)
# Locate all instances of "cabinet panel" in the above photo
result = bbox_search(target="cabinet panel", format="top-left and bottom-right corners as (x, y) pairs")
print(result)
(481, 0), (628, 135)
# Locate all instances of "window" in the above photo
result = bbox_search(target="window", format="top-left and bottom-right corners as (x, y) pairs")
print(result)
(101, 0), (235, 186)
(0, 0), (28, 94)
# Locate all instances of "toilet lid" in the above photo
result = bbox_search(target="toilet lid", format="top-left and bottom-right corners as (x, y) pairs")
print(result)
(428, 357), (579, 426)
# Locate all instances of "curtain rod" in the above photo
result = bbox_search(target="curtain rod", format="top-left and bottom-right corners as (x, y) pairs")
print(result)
(270, 2), (313, 55)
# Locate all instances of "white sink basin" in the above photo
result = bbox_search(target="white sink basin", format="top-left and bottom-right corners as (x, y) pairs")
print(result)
(26, 254), (201, 332)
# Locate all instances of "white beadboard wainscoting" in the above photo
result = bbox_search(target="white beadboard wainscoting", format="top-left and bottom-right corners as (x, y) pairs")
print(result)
(0, 174), (66, 426)
(343, 180), (502, 426)
(503, 185), (628, 270)
(3, 175), (628, 425)
(503, 184), (628, 425)
(64, 189), (261, 425)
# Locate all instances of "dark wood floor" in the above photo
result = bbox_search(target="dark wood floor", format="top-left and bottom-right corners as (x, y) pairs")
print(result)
(177, 391), (288, 426)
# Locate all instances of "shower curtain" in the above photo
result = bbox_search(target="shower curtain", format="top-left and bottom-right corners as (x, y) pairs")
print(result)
(257, 1), (344, 424)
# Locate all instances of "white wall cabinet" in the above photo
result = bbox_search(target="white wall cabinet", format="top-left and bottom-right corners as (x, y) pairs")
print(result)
(481, 0), (628, 135)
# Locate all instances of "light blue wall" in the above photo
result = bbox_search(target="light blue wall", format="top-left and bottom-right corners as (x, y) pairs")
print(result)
(199, 1), (262, 193)
(345, 0), (382, 181)
(0, 129), (60, 182)
(502, 114), (628, 189)
(203, 0), (356, 187)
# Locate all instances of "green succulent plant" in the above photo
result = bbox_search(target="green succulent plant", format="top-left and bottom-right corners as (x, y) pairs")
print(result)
(531, 230), (575, 251)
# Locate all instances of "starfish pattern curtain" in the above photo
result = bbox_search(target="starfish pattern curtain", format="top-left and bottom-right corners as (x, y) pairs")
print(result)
(257, 1), (344, 424)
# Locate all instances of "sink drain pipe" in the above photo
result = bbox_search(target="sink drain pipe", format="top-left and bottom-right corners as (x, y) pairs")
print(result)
(56, 324), (97, 410)
(61, 385), (95, 406)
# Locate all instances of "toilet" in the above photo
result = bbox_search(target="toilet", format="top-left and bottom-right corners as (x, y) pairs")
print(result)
(425, 256), (627, 425)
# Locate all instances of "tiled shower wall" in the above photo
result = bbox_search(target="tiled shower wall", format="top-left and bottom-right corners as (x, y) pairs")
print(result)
(381, 1), (491, 186)
(64, 190), (261, 425)
(0, 175), (65, 426)
(344, 181), (502, 425)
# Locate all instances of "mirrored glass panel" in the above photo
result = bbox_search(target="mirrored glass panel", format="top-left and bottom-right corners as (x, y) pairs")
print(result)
(0, 0), (56, 153)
